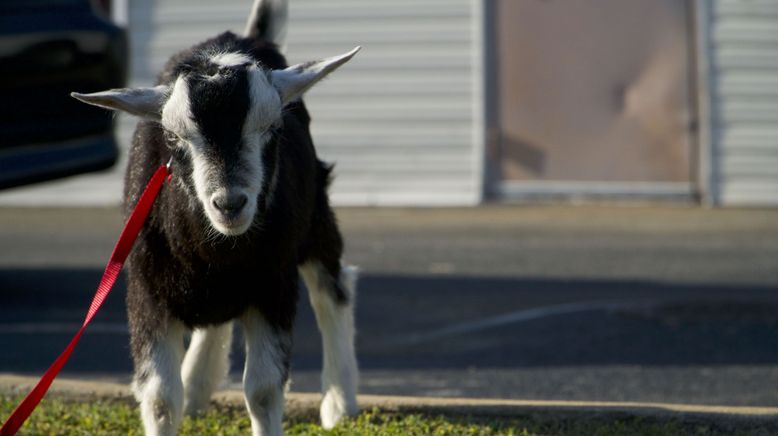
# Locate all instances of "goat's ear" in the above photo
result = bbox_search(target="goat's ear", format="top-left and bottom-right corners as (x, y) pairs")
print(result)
(70, 86), (169, 121)
(270, 46), (360, 105)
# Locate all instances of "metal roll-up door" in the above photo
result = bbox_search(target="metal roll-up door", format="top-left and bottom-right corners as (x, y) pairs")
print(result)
(703, 0), (778, 206)
(124, 0), (483, 206)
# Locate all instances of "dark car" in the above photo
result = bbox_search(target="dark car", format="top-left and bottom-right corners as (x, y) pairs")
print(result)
(0, 0), (127, 189)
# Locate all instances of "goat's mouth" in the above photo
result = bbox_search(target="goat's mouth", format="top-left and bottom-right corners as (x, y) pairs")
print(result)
(210, 214), (253, 236)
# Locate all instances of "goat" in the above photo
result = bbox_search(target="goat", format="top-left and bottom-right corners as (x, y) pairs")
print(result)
(71, 1), (360, 434)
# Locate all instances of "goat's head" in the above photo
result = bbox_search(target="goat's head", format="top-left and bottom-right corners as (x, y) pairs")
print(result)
(73, 47), (359, 236)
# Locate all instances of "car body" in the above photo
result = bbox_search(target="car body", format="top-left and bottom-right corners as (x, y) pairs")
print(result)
(0, 0), (127, 189)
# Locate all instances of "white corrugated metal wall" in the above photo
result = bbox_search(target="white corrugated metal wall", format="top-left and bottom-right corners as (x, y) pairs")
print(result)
(699, 0), (778, 206)
(123, 0), (483, 206)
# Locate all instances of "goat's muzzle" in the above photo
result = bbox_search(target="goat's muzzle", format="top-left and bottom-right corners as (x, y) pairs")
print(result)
(207, 189), (254, 236)
(212, 191), (248, 218)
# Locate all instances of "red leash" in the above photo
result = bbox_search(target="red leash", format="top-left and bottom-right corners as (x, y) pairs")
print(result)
(0, 162), (170, 435)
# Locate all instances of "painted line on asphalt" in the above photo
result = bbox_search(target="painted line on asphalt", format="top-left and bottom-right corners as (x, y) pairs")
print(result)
(396, 300), (630, 346)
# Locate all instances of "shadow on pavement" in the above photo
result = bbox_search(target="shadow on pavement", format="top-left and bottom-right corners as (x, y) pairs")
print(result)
(1, 268), (777, 375)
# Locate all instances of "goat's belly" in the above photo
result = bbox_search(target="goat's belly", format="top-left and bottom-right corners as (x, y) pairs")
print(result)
(165, 291), (247, 327)
(162, 280), (298, 329)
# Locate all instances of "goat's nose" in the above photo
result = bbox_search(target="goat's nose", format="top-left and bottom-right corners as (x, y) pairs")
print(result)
(212, 192), (248, 216)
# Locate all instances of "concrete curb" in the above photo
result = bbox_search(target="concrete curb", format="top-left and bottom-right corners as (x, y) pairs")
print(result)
(2, 374), (778, 428)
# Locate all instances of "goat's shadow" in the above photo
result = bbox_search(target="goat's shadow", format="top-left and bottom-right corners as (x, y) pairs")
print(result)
(1, 269), (777, 377)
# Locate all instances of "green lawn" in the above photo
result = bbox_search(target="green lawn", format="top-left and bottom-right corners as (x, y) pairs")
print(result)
(0, 395), (765, 435)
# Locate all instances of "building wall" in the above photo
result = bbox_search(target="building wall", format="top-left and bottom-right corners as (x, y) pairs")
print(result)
(701, 0), (778, 205)
(124, 0), (483, 206)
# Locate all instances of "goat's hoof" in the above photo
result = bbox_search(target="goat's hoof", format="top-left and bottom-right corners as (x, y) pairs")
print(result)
(182, 400), (207, 418)
(320, 389), (358, 430)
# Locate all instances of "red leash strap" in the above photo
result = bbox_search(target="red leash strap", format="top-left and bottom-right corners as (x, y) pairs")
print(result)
(0, 163), (170, 436)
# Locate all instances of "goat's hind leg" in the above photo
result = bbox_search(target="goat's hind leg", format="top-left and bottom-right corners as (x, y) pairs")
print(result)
(299, 261), (359, 429)
(181, 323), (233, 415)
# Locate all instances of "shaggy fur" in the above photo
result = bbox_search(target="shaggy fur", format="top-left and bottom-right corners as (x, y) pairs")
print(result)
(124, 34), (344, 333)
(70, 2), (361, 432)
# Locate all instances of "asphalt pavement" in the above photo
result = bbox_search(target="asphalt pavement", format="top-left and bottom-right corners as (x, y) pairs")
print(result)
(1, 205), (777, 406)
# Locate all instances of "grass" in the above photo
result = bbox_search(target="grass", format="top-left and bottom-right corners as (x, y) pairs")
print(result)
(0, 394), (769, 435)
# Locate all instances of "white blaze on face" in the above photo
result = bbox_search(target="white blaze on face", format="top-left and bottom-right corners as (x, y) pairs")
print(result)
(240, 65), (284, 212)
(159, 61), (284, 237)
(210, 51), (253, 68)
(161, 76), (199, 141)
(161, 77), (217, 229)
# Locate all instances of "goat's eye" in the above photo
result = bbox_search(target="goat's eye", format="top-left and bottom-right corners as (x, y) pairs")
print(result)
(246, 130), (268, 145)
(163, 130), (177, 143)
(164, 129), (191, 148)
(266, 122), (282, 136)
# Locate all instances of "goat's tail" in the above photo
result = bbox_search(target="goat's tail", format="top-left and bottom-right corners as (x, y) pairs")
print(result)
(244, 0), (288, 45)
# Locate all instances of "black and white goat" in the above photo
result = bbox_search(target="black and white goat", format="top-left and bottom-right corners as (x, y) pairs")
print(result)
(71, 1), (359, 434)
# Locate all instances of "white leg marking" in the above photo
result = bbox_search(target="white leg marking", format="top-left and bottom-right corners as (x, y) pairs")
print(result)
(133, 320), (186, 436)
(241, 309), (288, 436)
(182, 322), (233, 416)
(299, 262), (359, 429)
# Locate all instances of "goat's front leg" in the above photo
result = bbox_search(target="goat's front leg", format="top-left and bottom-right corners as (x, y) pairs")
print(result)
(299, 261), (359, 429)
(132, 318), (186, 436)
(182, 323), (233, 416)
(241, 308), (291, 436)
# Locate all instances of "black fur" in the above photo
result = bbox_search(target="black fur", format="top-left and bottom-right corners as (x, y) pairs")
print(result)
(186, 66), (251, 181)
(124, 32), (345, 367)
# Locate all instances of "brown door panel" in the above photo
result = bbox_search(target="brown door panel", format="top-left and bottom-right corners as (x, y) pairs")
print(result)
(495, 0), (694, 183)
